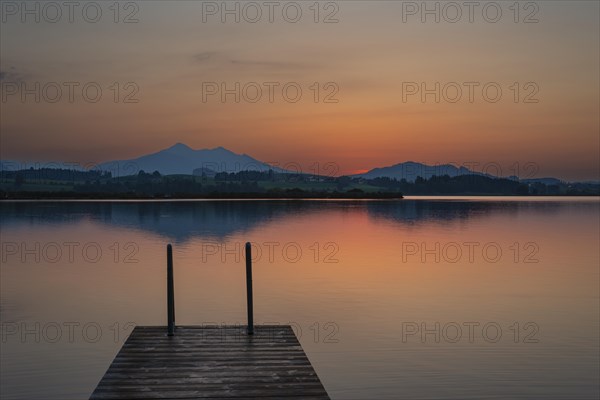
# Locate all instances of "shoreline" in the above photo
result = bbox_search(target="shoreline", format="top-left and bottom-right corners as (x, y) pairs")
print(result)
(2, 194), (599, 202)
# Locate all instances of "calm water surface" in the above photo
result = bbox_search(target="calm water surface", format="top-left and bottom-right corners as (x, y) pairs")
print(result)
(1, 197), (599, 399)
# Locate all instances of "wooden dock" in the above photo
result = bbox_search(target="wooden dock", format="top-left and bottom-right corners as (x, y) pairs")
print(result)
(90, 325), (330, 399)
(91, 244), (329, 399)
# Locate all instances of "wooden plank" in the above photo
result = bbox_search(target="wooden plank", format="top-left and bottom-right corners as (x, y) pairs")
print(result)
(90, 325), (330, 400)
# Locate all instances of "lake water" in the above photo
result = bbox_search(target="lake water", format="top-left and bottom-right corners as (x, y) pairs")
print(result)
(1, 197), (599, 399)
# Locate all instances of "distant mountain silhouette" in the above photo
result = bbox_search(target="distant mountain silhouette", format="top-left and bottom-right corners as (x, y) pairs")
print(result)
(0, 144), (587, 184)
(353, 161), (492, 182)
(97, 143), (283, 176)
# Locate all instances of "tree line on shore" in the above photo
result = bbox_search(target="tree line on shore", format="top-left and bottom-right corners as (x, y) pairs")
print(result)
(1, 168), (598, 198)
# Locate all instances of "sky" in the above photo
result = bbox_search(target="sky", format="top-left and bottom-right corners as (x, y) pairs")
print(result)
(1, 0), (599, 181)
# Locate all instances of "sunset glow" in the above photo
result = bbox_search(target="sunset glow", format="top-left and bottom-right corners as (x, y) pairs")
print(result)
(1, 1), (598, 180)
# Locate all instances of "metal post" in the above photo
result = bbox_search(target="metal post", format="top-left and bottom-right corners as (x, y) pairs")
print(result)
(167, 244), (175, 336)
(245, 242), (254, 335)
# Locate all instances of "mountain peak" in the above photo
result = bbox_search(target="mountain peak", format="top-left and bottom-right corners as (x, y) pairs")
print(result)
(355, 161), (480, 182)
(97, 143), (282, 176)
(168, 143), (192, 151)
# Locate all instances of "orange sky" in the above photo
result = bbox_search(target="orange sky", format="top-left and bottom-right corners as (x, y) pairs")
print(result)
(1, 1), (598, 180)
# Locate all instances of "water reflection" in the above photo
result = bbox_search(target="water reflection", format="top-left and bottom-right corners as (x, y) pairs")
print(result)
(2, 199), (594, 242)
(0, 198), (598, 400)
(0, 198), (600, 400)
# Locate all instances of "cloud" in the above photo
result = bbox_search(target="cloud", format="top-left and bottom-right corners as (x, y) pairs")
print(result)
(192, 52), (219, 62)
(229, 59), (311, 70)
(191, 51), (312, 71)
(0, 66), (29, 83)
